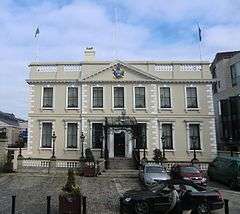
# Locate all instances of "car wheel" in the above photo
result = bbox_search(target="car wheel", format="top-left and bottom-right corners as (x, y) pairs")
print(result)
(195, 203), (210, 214)
(134, 201), (150, 214)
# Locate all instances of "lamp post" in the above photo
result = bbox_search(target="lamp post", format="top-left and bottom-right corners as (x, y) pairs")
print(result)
(191, 136), (199, 163)
(161, 136), (167, 161)
(100, 134), (104, 158)
(80, 132), (85, 159)
(51, 131), (56, 160)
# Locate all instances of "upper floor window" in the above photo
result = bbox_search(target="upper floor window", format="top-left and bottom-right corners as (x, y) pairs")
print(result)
(67, 123), (78, 149)
(162, 124), (173, 150)
(114, 87), (124, 108)
(189, 124), (201, 150)
(41, 122), (52, 148)
(160, 87), (171, 108)
(186, 87), (198, 108)
(135, 87), (146, 108)
(231, 62), (240, 86)
(93, 87), (103, 108)
(43, 87), (53, 108)
(67, 87), (78, 108)
(92, 123), (103, 149)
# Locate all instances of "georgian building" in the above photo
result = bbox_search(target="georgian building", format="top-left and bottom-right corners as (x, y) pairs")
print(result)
(23, 48), (217, 162)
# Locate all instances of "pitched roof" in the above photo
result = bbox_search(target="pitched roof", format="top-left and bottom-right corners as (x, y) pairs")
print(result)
(0, 111), (20, 127)
(212, 51), (240, 66)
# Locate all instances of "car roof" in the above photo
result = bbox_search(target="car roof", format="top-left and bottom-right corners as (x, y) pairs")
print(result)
(144, 163), (163, 167)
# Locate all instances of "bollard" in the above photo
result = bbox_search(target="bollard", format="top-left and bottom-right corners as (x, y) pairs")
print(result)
(224, 199), (229, 214)
(11, 195), (16, 214)
(82, 196), (87, 214)
(47, 196), (51, 214)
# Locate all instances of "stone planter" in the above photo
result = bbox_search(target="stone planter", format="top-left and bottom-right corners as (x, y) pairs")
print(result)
(83, 162), (96, 177)
(59, 194), (81, 214)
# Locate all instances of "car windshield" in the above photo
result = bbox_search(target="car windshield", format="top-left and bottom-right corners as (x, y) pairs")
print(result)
(145, 166), (165, 173)
(149, 182), (167, 193)
(174, 184), (198, 193)
(180, 166), (200, 173)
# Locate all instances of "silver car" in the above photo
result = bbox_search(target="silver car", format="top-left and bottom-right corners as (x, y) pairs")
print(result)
(139, 163), (170, 187)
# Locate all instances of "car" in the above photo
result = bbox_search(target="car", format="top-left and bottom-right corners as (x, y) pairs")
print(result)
(139, 163), (170, 187)
(120, 179), (224, 214)
(208, 156), (240, 189)
(170, 164), (207, 186)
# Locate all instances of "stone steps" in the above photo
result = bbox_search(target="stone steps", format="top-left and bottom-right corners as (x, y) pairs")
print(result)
(108, 158), (136, 170)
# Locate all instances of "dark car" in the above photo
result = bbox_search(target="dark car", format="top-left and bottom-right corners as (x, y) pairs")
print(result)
(120, 179), (223, 214)
(170, 164), (207, 186)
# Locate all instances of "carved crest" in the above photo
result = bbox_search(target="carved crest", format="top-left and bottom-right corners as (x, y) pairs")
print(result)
(113, 63), (124, 79)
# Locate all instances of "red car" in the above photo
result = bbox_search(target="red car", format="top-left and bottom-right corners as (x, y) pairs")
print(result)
(170, 164), (207, 186)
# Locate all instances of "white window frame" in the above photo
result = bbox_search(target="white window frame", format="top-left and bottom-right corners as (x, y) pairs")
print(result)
(184, 85), (200, 111)
(91, 86), (105, 110)
(112, 85), (125, 110)
(64, 121), (80, 150)
(158, 85), (173, 111)
(39, 121), (54, 150)
(185, 122), (203, 152)
(65, 86), (80, 110)
(133, 85), (146, 110)
(159, 121), (175, 151)
(90, 121), (105, 150)
(41, 86), (55, 110)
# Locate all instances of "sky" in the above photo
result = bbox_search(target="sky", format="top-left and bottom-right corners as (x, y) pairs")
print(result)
(0, 0), (240, 119)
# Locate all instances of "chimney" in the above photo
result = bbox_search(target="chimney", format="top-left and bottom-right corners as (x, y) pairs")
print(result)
(84, 47), (95, 61)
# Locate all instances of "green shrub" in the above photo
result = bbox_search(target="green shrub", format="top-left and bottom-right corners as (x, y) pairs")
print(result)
(153, 148), (163, 163)
(62, 169), (81, 196)
(85, 148), (95, 162)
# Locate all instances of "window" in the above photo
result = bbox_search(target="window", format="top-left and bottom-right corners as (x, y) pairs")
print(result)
(92, 123), (103, 149)
(160, 87), (171, 108)
(67, 123), (78, 148)
(136, 123), (147, 149)
(41, 122), (52, 148)
(212, 82), (217, 94)
(135, 87), (146, 108)
(114, 87), (124, 108)
(186, 87), (198, 108)
(67, 87), (78, 108)
(93, 87), (103, 108)
(43, 87), (53, 108)
(231, 62), (240, 86)
(189, 124), (201, 150)
(162, 124), (173, 150)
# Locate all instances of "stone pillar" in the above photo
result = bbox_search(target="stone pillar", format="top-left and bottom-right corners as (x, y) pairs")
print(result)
(49, 159), (56, 174)
(17, 156), (23, 172)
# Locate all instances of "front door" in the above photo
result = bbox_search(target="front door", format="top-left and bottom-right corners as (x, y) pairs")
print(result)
(114, 132), (125, 157)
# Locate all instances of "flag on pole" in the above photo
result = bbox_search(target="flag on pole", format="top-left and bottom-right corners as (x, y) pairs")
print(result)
(35, 27), (40, 38)
(198, 26), (202, 42)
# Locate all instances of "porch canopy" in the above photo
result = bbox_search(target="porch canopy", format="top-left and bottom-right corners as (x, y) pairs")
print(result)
(105, 115), (138, 128)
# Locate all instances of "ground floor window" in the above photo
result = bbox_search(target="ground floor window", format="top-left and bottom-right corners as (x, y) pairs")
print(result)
(41, 122), (52, 148)
(92, 123), (103, 149)
(162, 123), (173, 149)
(136, 123), (147, 149)
(67, 123), (78, 148)
(189, 124), (201, 150)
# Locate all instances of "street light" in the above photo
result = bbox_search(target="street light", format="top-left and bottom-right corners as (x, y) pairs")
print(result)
(80, 132), (85, 158)
(100, 134), (104, 158)
(191, 136), (199, 163)
(161, 136), (167, 161)
(51, 131), (57, 160)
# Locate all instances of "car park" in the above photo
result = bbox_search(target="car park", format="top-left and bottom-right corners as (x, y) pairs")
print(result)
(120, 179), (224, 214)
(208, 156), (240, 189)
(170, 164), (207, 186)
(139, 163), (170, 187)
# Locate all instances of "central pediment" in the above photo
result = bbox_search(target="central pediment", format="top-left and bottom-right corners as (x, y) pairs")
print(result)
(82, 61), (160, 82)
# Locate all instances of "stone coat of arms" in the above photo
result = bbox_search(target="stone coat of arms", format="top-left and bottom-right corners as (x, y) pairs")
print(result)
(113, 63), (124, 79)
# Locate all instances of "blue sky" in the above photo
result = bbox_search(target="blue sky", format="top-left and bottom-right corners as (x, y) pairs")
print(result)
(0, 0), (240, 119)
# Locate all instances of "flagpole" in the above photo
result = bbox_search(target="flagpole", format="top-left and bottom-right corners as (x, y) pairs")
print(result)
(197, 23), (203, 78)
(34, 27), (40, 61)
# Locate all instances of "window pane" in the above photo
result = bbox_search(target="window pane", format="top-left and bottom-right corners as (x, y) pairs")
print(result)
(43, 88), (53, 108)
(135, 87), (145, 108)
(160, 87), (171, 108)
(92, 123), (103, 149)
(67, 123), (78, 148)
(162, 124), (173, 149)
(136, 123), (147, 149)
(186, 87), (198, 108)
(189, 124), (201, 150)
(93, 87), (103, 108)
(231, 62), (240, 86)
(68, 87), (78, 108)
(114, 87), (124, 108)
(42, 123), (52, 148)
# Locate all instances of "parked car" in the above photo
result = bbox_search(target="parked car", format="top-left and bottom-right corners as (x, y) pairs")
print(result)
(208, 156), (240, 189)
(139, 163), (170, 187)
(120, 179), (224, 214)
(170, 164), (207, 186)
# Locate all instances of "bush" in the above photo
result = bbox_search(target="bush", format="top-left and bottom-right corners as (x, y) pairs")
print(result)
(153, 148), (163, 163)
(62, 169), (80, 196)
(85, 148), (95, 163)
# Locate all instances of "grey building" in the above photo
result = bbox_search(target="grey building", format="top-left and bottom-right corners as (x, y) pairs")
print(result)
(211, 51), (240, 151)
